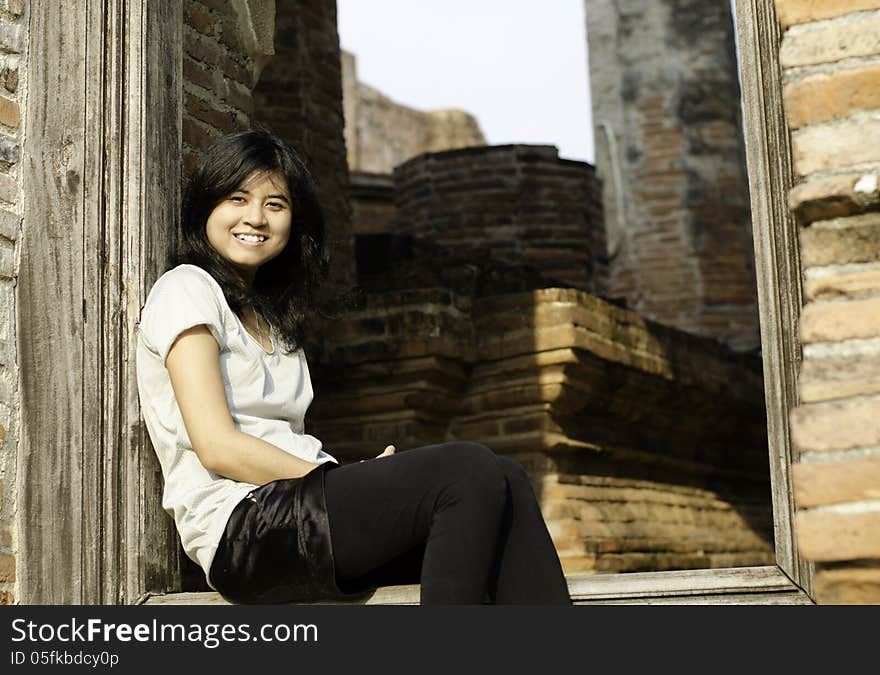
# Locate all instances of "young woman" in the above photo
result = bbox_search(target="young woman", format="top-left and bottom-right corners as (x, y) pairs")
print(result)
(135, 128), (571, 605)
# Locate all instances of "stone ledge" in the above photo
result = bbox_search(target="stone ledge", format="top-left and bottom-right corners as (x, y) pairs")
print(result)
(138, 568), (813, 605)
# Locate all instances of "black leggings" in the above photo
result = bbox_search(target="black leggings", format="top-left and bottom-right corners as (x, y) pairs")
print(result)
(324, 442), (571, 605)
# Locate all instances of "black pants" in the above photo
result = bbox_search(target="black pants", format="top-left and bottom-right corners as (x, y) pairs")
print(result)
(210, 442), (571, 605)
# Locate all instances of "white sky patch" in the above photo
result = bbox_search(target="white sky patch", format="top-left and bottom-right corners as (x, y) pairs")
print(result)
(337, 0), (595, 163)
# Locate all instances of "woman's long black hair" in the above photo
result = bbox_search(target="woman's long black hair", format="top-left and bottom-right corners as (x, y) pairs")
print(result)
(172, 127), (329, 352)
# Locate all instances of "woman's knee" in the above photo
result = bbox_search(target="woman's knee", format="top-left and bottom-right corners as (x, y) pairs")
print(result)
(433, 442), (507, 496)
(494, 455), (536, 496)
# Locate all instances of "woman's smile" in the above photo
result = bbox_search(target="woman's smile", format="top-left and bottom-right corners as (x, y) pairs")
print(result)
(206, 170), (292, 284)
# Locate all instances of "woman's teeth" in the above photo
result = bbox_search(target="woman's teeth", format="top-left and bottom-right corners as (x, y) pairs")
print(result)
(235, 234), (266, 243)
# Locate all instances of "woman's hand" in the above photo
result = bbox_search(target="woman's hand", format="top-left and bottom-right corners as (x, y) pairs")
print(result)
(376, 445), (396, 459)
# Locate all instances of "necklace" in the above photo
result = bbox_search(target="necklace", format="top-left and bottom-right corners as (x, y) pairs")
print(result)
(246, 306), (269, 350)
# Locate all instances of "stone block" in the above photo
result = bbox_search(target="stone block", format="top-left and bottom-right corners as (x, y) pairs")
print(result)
(2, 65), (15, 95)
(0, 208), (18, 241)
(0, 135), (18, 164)
(813, 563), (880, 604)
(793, 118), (880, 176)
(0, 23), (21, 54)
(799, 213), (880, 265)
(0, 173), (16, 204)
(0, 523), (10, 548)
(789, 174), (880, 224)
(0, 551), (13, 582)
(780, 13), (880, 67)
(784, 63), (880, 129)
(0, 590), (12, 605)
(791, 397), (880, 452)
(6, 0), (23, 16)
(793, 457), (880, 507)
(0, 240), (11, 279)
(776, 0), (880, 28)
(796, 508), (880, 561)
(0, 95), (18, 129)
(800, 296), (880, 343)
(800, 354), (880, 402)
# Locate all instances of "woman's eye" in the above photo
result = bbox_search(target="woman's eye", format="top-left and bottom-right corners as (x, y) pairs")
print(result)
(229, 195), (246, 203)
(267, 201), (286, 210)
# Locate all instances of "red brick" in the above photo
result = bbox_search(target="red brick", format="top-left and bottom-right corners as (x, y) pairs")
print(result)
(796, 509), (880, 561)
(194, 0), (234, 16)
(0, 552), (14, 582)
(791, 397), (880, 452)
(184, 92), (235, 133)
(785, 63), (880, 130)
(182, 117), (220, 152)
(793, 118), (880, 176)
(804, 267), (880, 301)
(183, 56), (215, 92)
(0, 96), (18, 129)
(780, 13), (880, 68)
(776, 0), (880, 28)
(800, 354), (880, 402)
(800, 296), (880, 343)
(813, 564), (880, 604)
(185, 2), (217, 36)
(793, 457), (880, 507)
(789, 174), (880, 224)
(185, 33), (222, 66)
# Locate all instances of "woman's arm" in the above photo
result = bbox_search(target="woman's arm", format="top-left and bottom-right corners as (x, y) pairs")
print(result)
(166, 324), (322, 484)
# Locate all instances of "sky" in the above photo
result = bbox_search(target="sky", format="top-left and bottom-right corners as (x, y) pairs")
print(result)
(336, 0), (595, 163)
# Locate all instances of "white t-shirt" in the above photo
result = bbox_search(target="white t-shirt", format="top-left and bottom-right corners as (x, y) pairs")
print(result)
(135, 264), (337, 586)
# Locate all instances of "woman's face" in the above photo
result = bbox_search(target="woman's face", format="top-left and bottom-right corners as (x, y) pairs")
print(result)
(206, 170), (292, 284)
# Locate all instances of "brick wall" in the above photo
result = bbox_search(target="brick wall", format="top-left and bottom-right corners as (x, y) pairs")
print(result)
(182, 0), (272, 175)
(778, 0), (880, 604)
(181, 0), (353, 285)
(342, 50), (486, 175)
(0, 0), (24, 605)
(308, 286), (773, 574)
(585, 0), (759, 351)
(394, 145), (606, 294)
(253, 0), (353, 285)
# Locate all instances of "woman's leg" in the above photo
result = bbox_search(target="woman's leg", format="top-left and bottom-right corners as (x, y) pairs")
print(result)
(324, 442), (571, 605)
(489, 456), (571, 604)
(325, 442), (508, 604)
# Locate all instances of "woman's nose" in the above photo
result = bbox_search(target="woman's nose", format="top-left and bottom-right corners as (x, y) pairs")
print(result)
(243, 203), (267, 226)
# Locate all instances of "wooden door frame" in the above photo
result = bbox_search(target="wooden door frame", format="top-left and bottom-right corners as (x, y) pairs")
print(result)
(19, 0), (813, 604)
(18, 0), (182, 603)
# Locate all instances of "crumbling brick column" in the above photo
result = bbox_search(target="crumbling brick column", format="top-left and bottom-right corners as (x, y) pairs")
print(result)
(585, 0), (759, 351)
(253, 0), (353, 285)
(394, 145), (606, 294)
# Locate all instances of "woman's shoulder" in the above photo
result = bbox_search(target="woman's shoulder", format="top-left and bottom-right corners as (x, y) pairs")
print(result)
(141, 264), (229, 321)
(145, 264), (223, 304)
